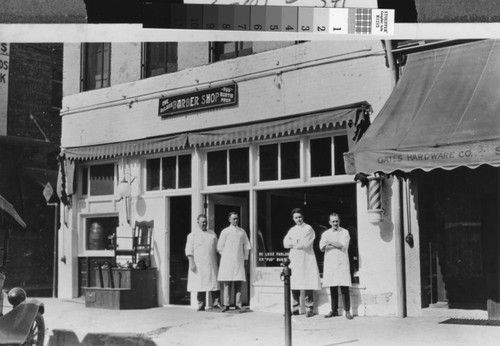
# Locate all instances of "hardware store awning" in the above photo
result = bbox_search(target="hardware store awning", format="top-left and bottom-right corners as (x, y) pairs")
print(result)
(344, 40), (500, 175)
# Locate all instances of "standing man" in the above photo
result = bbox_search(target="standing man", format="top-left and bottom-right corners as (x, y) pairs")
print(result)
(185, 214), (221, 311)
(320, 213), (353, 319)
(283, 208), (321, 317)
(217, 211), (251, 312)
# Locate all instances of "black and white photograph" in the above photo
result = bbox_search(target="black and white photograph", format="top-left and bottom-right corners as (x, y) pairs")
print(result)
(0, 1), (499, 346)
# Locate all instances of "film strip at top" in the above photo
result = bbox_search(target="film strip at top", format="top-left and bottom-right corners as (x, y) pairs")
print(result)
(142, 5), (394, 35)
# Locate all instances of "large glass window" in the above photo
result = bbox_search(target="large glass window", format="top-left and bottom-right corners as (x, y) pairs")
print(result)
(81, 43), (111, 91)
(206, 148), (250, 186)
(310, 135), (349, 177)
(256, 185), (359, 282)
(146, 154), (192, 191)
(210, 42), (253, 62)
(259, 141), (300, 182)
(85, 216), (118, 251)
(142, 42), (177, 78)
(80, 163), (116, 196)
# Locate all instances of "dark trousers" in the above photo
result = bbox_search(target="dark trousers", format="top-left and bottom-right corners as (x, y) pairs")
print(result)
(330, 286), (350, 312)
(197, 290), (220, 307)
(292, 289), (314, 311)
(222, 281), (242, 307)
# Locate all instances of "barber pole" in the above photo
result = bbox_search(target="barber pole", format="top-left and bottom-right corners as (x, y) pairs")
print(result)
(367, 175), (384, 223)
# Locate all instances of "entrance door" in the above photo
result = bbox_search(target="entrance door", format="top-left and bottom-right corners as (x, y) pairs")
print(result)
(208, 193), (250, 306)
(169, 196), (191, 305)
(418, 167), (500, 313)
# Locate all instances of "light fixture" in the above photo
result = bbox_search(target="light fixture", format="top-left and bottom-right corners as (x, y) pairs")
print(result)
(116, 179), (132, 199)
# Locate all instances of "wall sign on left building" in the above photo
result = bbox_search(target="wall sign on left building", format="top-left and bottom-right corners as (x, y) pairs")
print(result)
(158, 83), (238, 117)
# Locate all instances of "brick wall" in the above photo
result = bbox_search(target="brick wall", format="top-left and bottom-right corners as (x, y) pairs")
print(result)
(8, 43), (63, 145)
(1, 43), (63, 296)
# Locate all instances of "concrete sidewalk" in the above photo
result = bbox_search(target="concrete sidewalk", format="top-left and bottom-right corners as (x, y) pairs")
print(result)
(6, 298), (498, 346)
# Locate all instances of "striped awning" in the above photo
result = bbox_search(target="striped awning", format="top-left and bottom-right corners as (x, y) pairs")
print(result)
(61, 102), (370, 161)
(188, 102), (371, 147)
(62, 133), (188, 161)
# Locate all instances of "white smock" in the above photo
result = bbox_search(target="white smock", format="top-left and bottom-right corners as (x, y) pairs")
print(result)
(185, 228), (220, 292)
(217, 226), (251, 281)
(283, 223), (321, 290)
(320, 227), (352, 287)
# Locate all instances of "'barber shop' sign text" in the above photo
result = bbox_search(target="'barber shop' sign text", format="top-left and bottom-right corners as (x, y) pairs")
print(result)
(158, 84), (238, 117)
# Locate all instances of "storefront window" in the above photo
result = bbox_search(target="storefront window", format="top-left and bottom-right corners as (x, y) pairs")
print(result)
(146, 154), (192, 191)
(88, 163), (115, 196)
(178, 155), (192, 188)
(259, 141), (300, 182)
(81, 167), (88, 196)
(310, 135), (349, 177)
(162, 156), (176, 189)
(281, 141), (300, 180)
(256, 185), (359, 281)
(85, 216), (118, 251)
(207, 150), (227, 186)
(334, 135), (348, 175)
(229, 148), (249, 184)
(259, 144), (278, 181)
(311, 137), (332, 177)
(207, 148), (250, 186)
(146, 158), (160, 191)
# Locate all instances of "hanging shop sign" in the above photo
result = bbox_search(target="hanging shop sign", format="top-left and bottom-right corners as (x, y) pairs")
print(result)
(158, 83), (238, 117)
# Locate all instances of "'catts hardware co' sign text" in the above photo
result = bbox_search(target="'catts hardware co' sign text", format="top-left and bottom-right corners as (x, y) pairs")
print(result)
(158, 84), (237, 117)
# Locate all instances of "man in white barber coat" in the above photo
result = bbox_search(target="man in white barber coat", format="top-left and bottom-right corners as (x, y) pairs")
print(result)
(217, 212), (251, 312)
(185, 214), (221, 311)
(320, 213), (353, 319)
(283, 208), (321, 317)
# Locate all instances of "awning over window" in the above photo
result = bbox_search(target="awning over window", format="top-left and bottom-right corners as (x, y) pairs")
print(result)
(344, 40), (500, 175)
(61, 102), (371, 161)
(188, 102), (371, 147)
(62, 133), (188, 161)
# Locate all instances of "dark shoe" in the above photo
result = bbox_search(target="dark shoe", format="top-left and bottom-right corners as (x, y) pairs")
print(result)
(292, 309), (300, 316)
(345, 312), (353, 320)
(212, 302), (222, 309)
(235, 305), (245, 313)
(221, 306), (229, 312)
(305, 310), (314, 318)
(197, 306), (205, 311)
(324, 311), (338, 318)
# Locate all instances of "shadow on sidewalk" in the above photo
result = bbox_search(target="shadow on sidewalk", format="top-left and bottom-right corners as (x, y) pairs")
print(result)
(48, 329), (158, 346)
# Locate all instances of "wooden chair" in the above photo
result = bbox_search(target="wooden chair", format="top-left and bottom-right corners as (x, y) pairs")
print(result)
(111, 220), (154, 267)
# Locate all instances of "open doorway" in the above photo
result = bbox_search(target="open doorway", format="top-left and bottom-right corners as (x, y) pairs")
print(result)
(417, 167), (500, 317)
(169, 195), (191, 305)
(207, 192), (250, 307)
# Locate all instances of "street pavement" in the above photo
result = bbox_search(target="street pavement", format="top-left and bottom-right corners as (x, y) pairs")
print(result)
(4, 297), (499, 346)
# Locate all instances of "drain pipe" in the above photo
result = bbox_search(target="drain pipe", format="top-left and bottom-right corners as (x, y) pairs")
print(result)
(393, 177), (407, 318)
(385, 40), (406, 317)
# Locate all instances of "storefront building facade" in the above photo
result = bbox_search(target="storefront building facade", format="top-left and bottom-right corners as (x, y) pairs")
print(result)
(58, 40), (407, 315)
(346, 40), (500, 319)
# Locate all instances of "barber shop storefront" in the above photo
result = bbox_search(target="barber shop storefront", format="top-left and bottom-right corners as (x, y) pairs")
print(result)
(58, 41), (405, 315)
(345, 40), (500, 319)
